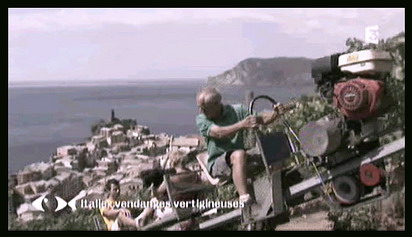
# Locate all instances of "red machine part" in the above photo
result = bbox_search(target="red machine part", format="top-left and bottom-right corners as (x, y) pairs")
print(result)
(360, 163), (384, 186)
(333, 78), (384, 120)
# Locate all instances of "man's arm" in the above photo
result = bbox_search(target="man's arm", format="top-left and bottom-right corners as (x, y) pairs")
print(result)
(207, 104), (287, 138)
(102, 208), (122, 219)
(209, 116), (257, 139)
(257, 111), (280, 125)
(155, 180), (167, 197)
(136, 207), (154, 227)
(257, 104), (286, 125)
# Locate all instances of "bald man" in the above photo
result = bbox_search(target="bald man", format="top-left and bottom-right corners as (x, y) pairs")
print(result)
(195, 87), (285, 204)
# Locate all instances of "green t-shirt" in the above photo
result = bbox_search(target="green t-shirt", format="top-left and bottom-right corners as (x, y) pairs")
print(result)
(196, 104), (250, 172)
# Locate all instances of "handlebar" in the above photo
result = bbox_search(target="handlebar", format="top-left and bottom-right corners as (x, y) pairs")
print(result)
(248, 95), (277, 115)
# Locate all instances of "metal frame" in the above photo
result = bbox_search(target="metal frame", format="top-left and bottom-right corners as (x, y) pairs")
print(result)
(196, 136), (404, 230)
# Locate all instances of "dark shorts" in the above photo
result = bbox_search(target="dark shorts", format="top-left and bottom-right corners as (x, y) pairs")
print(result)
(210, 150), (245, 179)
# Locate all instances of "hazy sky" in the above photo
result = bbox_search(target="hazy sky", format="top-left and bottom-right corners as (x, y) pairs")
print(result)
(8, 8), (405, 83)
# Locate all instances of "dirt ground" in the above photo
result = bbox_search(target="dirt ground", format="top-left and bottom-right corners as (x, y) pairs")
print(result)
(275, 211), (333, 231)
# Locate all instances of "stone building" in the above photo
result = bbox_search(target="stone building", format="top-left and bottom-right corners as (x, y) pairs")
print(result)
(16, 203), (44, 223)
(91, 135), (108, 149)
(56, 145), (77, 157)
(16, 170), (41, 185)
(100, 127), (114, 138)
(95, 158), (118, 174)
(29, 180), (47, 194)
(170, 136), (200, 153)
(128, 125), (150, 136)
(24, 162), (54, 180)
(108, 131), (126, 146)
(14, 183), (34, 196)
(113, 124), (124, 132)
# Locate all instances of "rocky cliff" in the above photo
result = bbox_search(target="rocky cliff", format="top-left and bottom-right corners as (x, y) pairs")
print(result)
(207, 57), (314, 87)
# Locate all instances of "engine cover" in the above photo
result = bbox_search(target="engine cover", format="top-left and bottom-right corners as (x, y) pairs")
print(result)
(333, 78), (384, 120)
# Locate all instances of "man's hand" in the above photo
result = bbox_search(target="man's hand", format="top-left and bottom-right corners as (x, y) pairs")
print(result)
(119, 208), (132, 218)
(257, 103), (289, 126)
(273, 103), (286, 116)
(135, 216), (145, 227)
(242, 115), (259, 128)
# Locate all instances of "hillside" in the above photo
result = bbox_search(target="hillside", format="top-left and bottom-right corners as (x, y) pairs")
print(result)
(207, 57), (314, 87)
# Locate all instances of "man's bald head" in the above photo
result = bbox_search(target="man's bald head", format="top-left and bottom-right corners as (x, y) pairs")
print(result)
(196, 87), (223, 120)
(196, 87), (222, 106)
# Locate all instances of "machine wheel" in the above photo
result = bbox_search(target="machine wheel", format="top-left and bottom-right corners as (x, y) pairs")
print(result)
(331, 175), (361, 205)
(360, 163), (383, 187)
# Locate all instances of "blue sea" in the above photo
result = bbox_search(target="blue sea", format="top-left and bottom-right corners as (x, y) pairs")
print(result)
(8, 79), (315, 174)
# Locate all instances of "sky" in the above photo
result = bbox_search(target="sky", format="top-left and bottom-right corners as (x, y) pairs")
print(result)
(8, 8), (405, 83)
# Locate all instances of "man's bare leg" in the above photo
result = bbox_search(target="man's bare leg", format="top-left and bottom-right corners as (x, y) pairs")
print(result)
(118, 212), (138, 229)
(230, 149), (248, 196)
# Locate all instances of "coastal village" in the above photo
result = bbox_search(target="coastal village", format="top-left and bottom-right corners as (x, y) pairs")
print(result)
(8, 111), (205, 223)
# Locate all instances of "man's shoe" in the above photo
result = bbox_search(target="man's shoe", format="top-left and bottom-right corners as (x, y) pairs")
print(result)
(239, 194), (254, 206)
(240, 194), (254, 222)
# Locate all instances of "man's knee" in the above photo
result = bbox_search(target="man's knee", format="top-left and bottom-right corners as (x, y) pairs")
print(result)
(230, 150), (246, 165)
(117, 213), (126, 225)
(118, 211), (131, 223)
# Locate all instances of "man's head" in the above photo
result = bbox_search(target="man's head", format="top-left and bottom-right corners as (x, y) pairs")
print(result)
(105, 179), (120, 200)
(196, 87), (223, 120)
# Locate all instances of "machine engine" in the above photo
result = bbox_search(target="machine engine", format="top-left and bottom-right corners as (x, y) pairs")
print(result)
(303, 49), (392, 160)
(298, 49), (393, 205)
(333, 78), (384, 120)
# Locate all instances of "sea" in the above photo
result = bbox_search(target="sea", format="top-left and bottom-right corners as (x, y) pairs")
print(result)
(8, 79), (315, 174)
